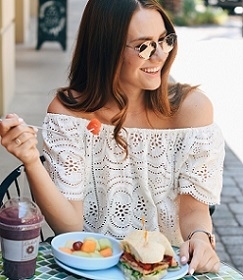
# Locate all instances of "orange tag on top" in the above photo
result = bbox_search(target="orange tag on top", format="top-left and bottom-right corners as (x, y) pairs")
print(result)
(87, 118), (101, 135)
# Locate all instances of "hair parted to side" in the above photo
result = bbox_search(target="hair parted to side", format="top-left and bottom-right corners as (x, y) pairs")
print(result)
(57, 0), (193, 156)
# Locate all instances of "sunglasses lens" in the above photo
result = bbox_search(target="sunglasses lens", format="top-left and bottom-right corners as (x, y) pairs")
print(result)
(162, 34), (177, 53)
(139, 41), (157, 60)
(136, 34), (176, 59)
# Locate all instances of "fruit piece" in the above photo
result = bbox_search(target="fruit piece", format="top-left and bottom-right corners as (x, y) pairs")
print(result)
(89, 251), (103, 258)
(81, 239), (97, 253)
(59, 247), (73, 254)
(99, 238), (112, 250)
(99, 247), (113, 257)
(64, 239), (76, 249)
(72, 241), (83, 251)
(87, 118), (101, 135)
(72, 251), (91, 257)
(84, 237), (101, 251)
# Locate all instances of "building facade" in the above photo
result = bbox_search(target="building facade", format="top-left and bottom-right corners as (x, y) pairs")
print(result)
(0, 0), (37, 117)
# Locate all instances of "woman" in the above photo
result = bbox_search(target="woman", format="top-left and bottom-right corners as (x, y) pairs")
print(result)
(0, 0), (224, 274)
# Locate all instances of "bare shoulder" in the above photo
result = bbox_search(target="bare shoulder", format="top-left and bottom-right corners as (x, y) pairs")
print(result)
(47, 95), (95, 119)
(47, 96), (73, 115)
(174, 88), (214, 128)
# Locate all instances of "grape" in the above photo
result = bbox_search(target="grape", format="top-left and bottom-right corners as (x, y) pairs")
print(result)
(72, 241), (83, 250)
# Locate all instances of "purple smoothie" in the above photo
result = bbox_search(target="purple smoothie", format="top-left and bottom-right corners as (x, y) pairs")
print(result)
(0, 197), (44, 279)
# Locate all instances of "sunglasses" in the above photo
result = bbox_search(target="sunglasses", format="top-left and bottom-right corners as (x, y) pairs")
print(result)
(126, 33), (177, 60)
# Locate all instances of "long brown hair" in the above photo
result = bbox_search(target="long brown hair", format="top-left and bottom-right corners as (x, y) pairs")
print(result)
(57, 0), (193, 155)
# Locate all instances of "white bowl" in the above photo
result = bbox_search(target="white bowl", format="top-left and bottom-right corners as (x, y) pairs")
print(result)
(51, 232), (123, 270)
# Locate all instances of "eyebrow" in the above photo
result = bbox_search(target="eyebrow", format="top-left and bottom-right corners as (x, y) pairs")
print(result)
(129, 30), (167, 44)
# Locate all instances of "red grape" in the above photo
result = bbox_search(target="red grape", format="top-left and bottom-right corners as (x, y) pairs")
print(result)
(72, 241), (83, 251)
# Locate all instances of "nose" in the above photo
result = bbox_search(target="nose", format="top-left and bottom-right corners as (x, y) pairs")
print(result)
(151, 43), (168, 61)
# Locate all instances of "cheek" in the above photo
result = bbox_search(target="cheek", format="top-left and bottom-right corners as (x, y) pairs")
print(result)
(121, 53), (144, 75)
(124, 52), (138, 65)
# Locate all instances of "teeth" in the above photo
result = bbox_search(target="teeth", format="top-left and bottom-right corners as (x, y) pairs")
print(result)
(142, 67), (160, 73)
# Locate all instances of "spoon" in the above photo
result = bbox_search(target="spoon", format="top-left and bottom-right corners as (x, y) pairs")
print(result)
(25, 124), (65, 136)
(0, 119), (64, 136)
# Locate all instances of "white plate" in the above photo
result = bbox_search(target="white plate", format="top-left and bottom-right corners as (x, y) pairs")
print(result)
(54, 252), (188, 280)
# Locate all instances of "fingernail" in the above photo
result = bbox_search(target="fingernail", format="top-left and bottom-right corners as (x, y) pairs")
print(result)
(189, 268), (195, 275)
(18, 118), (24, 123)
(180, 256), (187, 263)
(33, 127), (38, 133)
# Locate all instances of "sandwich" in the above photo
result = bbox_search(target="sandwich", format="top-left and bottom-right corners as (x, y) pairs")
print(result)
(119, 230), (179, 280)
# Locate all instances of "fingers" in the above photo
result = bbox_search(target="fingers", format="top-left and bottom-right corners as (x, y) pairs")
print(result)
(5, 128), (37, 150)
(0, 114), (38, 157)
(15, 138), (22, 145)
(1, 114), (40, 167)
(0, 114), (24, 137)
(212, 260), (220, 273)
(5, 130), (39, 164)
(180, 240), (190, 264)
(180, 240), (196, 275)
(180, 240), (220, 275)
(189, 256), (220, 275)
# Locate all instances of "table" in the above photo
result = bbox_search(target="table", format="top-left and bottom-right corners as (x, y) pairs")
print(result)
(0, 242), (243, 280)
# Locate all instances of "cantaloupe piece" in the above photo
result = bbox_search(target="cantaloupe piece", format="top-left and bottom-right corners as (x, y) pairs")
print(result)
(99, 247), (113, 257)
(59, 247), (73, 254)
(84, 237), (101, 250)
(81, 239), (97, 253)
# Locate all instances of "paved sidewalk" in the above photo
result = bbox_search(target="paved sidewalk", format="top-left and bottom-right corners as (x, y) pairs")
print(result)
(0, 0), (243, 273)
(214, 145), (243, 272)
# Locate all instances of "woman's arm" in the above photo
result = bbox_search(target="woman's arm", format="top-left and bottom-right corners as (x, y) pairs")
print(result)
(25, 159), (83, 234)
(0, 114), (83, 234)
(175, 90), (221, 274)
(179, 194), (220, 274)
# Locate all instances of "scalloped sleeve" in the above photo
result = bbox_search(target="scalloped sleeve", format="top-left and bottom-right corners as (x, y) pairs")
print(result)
(178, 124), (225, 205)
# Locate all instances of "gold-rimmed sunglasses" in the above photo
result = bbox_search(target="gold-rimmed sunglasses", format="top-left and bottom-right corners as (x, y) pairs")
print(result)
(126, 33), (177, 60)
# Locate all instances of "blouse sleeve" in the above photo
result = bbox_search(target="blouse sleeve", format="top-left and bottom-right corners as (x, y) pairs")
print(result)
(178, 124), (225, 205)
(42, 114), (87, 201)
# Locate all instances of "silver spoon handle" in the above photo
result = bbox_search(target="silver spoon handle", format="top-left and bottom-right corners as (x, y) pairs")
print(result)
(25, 124), (64, 136)
(0, 119), (64, 136)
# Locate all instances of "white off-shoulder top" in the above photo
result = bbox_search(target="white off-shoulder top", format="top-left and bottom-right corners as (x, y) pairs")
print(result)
(42, 113), (225, 246)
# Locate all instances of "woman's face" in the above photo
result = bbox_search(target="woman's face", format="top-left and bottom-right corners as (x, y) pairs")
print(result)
(119, 8), (169, 96)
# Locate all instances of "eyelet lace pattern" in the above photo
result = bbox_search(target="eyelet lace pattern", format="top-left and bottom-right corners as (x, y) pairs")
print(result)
(43, 113), (225, 246)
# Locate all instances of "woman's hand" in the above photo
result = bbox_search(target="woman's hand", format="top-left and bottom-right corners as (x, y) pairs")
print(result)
(180, 234), (220, 274)
(0, 114), (40, 165)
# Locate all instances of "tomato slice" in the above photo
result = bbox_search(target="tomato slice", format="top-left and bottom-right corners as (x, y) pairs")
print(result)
(141, 263), (152, 270)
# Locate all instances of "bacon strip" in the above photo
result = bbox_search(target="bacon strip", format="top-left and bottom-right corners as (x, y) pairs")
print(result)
(120, 251), (170, 275)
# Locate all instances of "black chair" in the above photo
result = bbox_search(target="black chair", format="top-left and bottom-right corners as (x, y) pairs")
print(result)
(0, 155), (54, 242)
(209, 205), (215, 216)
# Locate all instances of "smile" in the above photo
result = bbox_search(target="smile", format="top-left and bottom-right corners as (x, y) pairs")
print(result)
(141, 67), (161, 73)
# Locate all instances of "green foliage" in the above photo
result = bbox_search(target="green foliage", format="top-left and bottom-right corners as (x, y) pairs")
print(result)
(158, 0), (228, 26)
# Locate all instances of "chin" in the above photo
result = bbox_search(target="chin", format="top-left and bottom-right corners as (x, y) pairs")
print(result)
(144, 80), (161, 90)
(144, 85), (160, 91)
